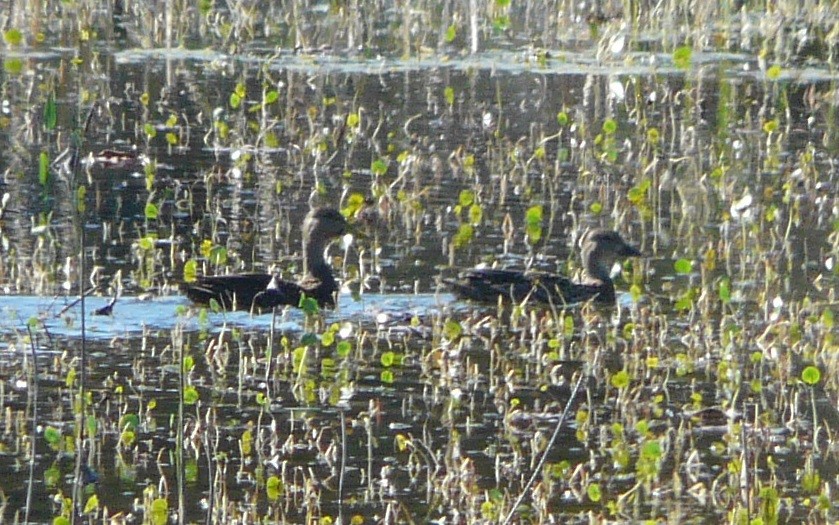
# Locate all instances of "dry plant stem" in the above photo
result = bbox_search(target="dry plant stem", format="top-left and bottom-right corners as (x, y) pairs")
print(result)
(502, 370), (585, 525)
(72, 102), (97, 524)
(54, 286), (98, 317)
(203, 407), (215, 525)
(24, 326), (38, 525)
(338, 410), (346, 524)
(266, 308), (277, 383)
(177, 332), (185, 525)
(366, 412), (374, 496)
(741, 412), (750, 518)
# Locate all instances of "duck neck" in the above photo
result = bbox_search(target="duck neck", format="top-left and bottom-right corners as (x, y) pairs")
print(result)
(303, 237), (331, 277)
(581, 245), (614, 285)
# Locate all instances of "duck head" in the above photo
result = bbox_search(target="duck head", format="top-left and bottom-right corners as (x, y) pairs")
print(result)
(580, 229), (641, 283)
(303, 207), (348, 240)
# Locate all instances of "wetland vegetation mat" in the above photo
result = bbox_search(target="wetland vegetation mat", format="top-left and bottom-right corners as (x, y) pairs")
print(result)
(1, 0), (839, 523)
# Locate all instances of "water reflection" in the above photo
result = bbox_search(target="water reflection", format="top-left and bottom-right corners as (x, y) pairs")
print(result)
(0, 293), (453, 340)
(1, 10), (838, 522)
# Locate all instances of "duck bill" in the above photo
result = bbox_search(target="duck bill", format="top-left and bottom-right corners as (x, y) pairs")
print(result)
(344, 216), (378, 243)
(621, 245), (642, 257)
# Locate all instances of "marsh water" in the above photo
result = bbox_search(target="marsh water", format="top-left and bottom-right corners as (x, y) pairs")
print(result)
(1, 1), (839, 523)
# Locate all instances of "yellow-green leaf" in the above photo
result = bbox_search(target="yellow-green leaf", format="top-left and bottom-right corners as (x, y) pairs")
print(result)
(3, 29), (23, 46)
(801, 366), (821, 386)
(673, 45), (692, 69)
(183, 385), (199, 405)
(150, 498), (168, 525)
(267, 476), (284, 500)
(83, 494), (99, 514)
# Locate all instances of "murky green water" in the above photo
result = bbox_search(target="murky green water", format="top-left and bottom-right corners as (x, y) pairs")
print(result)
(1, 1), (838, 523)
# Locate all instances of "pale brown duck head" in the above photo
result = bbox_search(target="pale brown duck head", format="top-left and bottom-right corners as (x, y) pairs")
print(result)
(445, 228), (641, 305)
(579, 229), (642, 284)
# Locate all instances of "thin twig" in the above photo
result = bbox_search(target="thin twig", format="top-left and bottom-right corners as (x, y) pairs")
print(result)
(24, 325), (39, 525)
(742, 406), (751, 518)
(178, 334), (185, 525)
(204, 407), (214, 525)
(71, 100), (97, 524)
(54, 286), (99, 318)
(502, 371), (586, 525)
(338, 410), (347, 524)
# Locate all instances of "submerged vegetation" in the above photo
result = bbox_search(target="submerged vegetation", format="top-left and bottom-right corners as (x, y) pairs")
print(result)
(0, 0), (838, 523)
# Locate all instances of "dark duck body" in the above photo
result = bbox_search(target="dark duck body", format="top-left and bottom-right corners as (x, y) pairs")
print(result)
(184, 207), (348, 311)
(447, 229), (641, 305)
